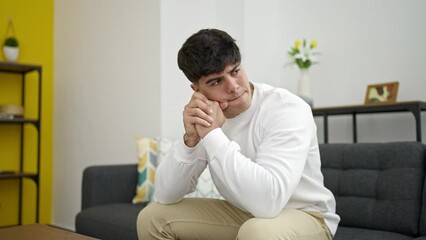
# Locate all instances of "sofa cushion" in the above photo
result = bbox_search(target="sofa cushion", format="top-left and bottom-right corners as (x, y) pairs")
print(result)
(76, 202), (147, 240)
(320, 142), (425, 237)
(335, 227), (413, 240)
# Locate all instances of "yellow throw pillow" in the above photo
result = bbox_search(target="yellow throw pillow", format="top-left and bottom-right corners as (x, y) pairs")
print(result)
(132, 137), (158, 204)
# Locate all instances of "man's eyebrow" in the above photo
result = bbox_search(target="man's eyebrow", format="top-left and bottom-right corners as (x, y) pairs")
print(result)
(204, 64), (240, 85)
(228, 63), (240, 73)
(205, 76), (222, 85)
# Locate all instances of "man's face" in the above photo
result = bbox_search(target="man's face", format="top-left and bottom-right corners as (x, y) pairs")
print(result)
(191, 63), (253, 118)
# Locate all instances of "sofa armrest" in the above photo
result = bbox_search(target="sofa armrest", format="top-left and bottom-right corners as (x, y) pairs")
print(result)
(81, 164), (138, 209)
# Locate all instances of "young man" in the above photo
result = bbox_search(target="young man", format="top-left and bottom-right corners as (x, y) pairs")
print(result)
(137, 29), (339, 240)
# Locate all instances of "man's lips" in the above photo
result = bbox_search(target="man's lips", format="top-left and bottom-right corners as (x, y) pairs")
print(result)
(219, 91), (246, 111)
(227, 92), (245, 102)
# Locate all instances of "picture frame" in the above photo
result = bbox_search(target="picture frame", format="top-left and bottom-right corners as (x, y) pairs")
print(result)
(364, 82), (399, 105)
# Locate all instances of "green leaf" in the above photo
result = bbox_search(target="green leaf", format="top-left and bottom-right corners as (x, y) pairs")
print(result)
(4, 37), (18, 47)
(288, 48), (298, 56)
(304, 60), (311, 68)
(295, 59), (304, 68)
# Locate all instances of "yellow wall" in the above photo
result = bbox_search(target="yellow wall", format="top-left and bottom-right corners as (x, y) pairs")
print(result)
(0, 1), (53, 225)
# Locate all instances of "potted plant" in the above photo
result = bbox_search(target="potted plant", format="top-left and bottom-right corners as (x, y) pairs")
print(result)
(3, 36), (19, 62)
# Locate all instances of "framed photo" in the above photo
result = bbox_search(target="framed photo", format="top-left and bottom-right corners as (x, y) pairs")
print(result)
(364, 82), (399, 105)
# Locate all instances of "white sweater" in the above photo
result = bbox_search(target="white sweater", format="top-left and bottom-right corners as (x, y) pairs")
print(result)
(154, 83), (340, 235)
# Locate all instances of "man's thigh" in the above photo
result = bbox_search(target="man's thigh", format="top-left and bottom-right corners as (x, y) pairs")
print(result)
(237, 209), (332, 240)
(137, 198), (253, 240)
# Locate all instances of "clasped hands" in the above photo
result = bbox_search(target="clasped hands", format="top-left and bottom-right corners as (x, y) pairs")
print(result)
(183, 92), (226, 148)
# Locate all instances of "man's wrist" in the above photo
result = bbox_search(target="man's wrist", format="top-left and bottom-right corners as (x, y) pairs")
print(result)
(200, 128), (229, 161)
(183, 133), (200, 148)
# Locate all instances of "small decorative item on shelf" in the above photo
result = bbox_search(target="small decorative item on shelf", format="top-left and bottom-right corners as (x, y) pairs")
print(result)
(3, 18), (19, 62)
(0, 104), (24, 119)
(364, 81), (399, 105)
(287, 39), (320, 107)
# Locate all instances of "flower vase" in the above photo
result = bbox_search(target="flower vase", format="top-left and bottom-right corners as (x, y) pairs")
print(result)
(297, 69), (313, 107)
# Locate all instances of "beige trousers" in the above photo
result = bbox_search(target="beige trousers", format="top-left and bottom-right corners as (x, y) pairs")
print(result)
(137, 198), (332, 240)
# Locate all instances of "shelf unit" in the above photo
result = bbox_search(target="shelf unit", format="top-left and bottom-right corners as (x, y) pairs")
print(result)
(312, 101), (426, 143)
(0, 61), (42, 225)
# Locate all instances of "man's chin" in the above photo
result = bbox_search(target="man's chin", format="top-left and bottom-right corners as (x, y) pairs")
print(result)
(223, 107), (243, 119)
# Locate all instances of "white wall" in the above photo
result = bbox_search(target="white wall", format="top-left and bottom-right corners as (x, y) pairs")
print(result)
(53, 0), (426, 230)
(276, 0), (426, 143)
(53, 0), (160, 229)
(161, 0), (426, 143)
(160, 0), (245, 139)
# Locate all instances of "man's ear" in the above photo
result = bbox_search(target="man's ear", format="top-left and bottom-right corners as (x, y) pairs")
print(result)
(191, 83), (199, 92)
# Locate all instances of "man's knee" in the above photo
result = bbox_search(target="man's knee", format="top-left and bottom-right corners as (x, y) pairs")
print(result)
(137, 202), (169, 240)
(237, 218), (269, 240)
(238, 218), (311, 240)
(237, 210), (331, 240)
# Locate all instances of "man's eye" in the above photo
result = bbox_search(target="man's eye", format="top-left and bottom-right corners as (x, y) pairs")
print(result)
(231, 69), (240, 76)
(209, 80), (221, 86)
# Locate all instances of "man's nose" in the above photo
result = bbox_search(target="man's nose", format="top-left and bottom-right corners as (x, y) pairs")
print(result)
(225, 77), (239, 93)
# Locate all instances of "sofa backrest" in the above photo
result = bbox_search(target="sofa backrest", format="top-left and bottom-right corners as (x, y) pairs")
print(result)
(82, 164), (138, 209)
(421, 149), (426, 236)
(320, 142), (425, 237)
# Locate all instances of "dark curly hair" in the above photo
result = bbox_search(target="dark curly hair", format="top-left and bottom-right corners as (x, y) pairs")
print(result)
(177, 29), (241, 83)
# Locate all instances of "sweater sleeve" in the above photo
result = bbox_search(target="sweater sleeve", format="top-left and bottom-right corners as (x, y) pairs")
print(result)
(154, 139), (208, 204)
(202, 102), (315, 218)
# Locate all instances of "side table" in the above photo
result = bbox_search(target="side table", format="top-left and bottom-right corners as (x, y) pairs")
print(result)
(0, 224), (98, 240)
(312, 101), (426, 143)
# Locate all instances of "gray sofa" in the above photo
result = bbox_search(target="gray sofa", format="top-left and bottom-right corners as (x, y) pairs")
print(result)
(75, 142), (426, 240)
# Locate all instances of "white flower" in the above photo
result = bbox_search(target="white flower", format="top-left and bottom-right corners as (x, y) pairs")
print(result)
(287, 39), (320, 69)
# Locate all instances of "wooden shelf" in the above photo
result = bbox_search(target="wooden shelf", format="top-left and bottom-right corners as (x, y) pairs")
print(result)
(0, 172), (38, 180)
(312, 101), (426, 143)
(0, 118), (39, 125)
(0, 61), (42, 225)
(0, 62), (42, 74)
